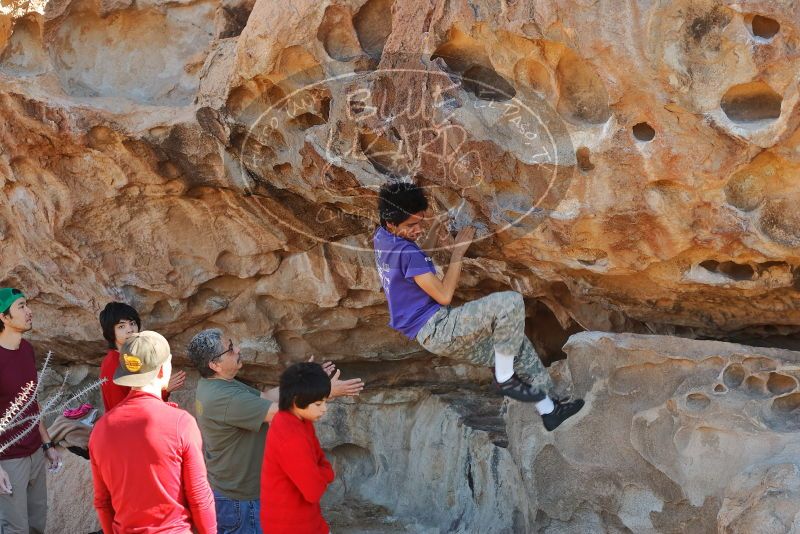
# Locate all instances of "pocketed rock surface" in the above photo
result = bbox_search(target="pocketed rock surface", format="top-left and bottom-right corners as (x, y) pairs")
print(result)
(44, 334), (800, 533)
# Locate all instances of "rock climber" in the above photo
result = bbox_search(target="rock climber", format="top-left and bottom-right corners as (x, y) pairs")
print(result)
(373, 182), (584, 431)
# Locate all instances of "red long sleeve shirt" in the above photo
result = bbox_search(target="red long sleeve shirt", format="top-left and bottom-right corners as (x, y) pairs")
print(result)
(99, 349), (168, 411)
(89, 390), (216, 534)
(260, 410), (334, 534)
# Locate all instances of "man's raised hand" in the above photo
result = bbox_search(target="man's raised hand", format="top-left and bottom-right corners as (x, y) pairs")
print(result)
(330, 369), (364, 398)
(307, 355), (336, 376)
(307, 355), (364, 397)
(167, 370), (187, 392)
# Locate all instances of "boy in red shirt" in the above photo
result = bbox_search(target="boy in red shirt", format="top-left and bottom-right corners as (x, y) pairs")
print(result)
(98, 302), (185, 411)
(260, 363), (334, 534)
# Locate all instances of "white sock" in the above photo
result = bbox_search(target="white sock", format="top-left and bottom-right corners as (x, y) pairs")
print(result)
(494, 352), (515, 383)
(535, 397), (555, 415)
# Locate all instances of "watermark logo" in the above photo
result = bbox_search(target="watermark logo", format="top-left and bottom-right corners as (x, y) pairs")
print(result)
(234, 54), (574, 253)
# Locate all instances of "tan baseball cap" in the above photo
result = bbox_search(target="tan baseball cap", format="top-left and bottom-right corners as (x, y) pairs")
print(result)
(113, 331), (171, 387)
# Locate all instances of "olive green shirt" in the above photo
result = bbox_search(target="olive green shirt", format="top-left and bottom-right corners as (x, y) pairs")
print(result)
(195, 378), (271, 500)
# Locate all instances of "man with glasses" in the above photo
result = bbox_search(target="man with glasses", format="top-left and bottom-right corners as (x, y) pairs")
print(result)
(186, 329), (363, 534)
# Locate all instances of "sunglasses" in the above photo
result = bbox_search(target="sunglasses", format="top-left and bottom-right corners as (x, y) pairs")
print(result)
(212, 339), (234, 361)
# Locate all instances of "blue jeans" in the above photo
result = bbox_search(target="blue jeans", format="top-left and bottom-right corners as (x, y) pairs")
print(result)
(213, 490), (262, 534)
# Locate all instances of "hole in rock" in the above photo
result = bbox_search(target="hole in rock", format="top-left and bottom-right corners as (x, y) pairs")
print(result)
(760, 198), (800, 248)
(714, 384), (727, 393)
(742, 356), (777, 373)
(230, 131), (278, 166)
(772, 392), (800, 414)
(750, 15), (780, 40)
(359, 131), (413, 177)
(319, 97), (331, 121)
(217, 3), (253, 39)
(555, 49), (611, 125)
(686, 393), (711, 411)
(266, 84), (287, 106)
(756, 261), (787, 271)
(226, 77), (288, 126)
(575, 147), (594, 171)
(513, 58), (552, 96)
(353, 0), (393, 60)
(743, 375), (767, 397)
(767, 373), (797, 395)
(288, 112), (326, 130)
(0, 15), (48, 75)
(430, 27), (488, 74)
(272, 163), (292, 175)
(462, 65), (516, 101)
(525, 300), (584, 366)
(273, 46), (325, 93)
(466, 459), (475, 497)
(724, 168), (765, 212)
(699, 260), (755, 281)
(720, 81), (782, 123)
(317, 5), (362, 62)
(722, 363), (745, 388)
(632, 122), (655, 142)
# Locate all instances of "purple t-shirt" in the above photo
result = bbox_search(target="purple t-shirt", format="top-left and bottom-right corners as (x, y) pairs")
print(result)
(373, 226), (441, 338)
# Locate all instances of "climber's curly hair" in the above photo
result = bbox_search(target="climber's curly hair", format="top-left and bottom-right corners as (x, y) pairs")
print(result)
(378, 181), (429, 227)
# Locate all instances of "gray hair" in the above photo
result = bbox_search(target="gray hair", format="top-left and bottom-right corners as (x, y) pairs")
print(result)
(186, 328), (225, 378)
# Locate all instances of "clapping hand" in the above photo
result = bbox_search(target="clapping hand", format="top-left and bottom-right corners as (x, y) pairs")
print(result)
(308, 356), (365, 398)
(167, 370), (187, 392)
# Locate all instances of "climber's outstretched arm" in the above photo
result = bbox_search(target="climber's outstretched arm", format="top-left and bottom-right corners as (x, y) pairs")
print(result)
(414, 227), (475, 306)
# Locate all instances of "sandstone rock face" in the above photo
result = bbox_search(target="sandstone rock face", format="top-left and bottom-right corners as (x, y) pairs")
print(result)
(509, 333), (800, 533)
(0, 0), (798, 367)
(320, 333), (800, 533)
(40, 334), (800, 533)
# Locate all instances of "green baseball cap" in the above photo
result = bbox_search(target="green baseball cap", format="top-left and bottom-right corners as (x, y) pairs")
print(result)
(114, 331), (172, 387)
(0, 288), (24, 314)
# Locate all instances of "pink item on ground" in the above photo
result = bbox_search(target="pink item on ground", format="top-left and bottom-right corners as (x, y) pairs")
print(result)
(63, 403), (93, 419)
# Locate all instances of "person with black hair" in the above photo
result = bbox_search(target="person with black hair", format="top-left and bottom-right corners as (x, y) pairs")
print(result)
(186, 329), (361, 534)
(260, 362), (333, 534)
(0, 288), (61, 533)
(373, 182), (584, 431)
(98, 302), (185, 411)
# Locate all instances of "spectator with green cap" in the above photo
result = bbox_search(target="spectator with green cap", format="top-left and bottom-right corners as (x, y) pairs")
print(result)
(0, 287), (62, 534)
(89, 330), (216, 533)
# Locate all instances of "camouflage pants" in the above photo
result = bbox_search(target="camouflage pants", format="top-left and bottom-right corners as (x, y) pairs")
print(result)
(415, 290), (554, 398)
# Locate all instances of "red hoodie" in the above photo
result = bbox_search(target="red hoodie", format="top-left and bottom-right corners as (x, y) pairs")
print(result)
(260, 410), (334, 534)
(89, 390), (216, 534)
(99, 349), (169, 411)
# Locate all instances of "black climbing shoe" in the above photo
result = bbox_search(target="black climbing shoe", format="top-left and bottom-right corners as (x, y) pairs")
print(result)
(494, 373), (546, 403)
(541, 398), (585, 432)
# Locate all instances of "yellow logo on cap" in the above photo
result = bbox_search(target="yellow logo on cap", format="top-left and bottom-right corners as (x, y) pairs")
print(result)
(123, 354), (142, 372)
